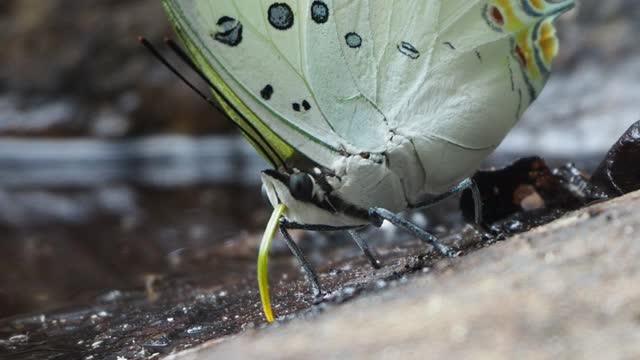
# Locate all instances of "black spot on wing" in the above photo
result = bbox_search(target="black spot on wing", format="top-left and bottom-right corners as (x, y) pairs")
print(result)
(261, 85), (274, 100)
(213, 16), (243, 46)
(292, 100), (312, 112)
(443, 41), (456, 50)
(311, 1), (329, 24)
(397, 41), (420, 59)
(268, 3), (294, 30)
(345, 32), (362, 48)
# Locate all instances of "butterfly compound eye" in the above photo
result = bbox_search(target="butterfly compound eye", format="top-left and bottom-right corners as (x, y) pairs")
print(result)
(289, 173), (314, 202)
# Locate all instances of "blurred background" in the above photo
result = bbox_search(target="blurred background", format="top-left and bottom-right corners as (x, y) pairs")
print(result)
(0, 0), (638, 319)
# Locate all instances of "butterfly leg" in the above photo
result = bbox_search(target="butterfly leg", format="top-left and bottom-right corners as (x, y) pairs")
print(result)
(348, 230), (382, 269)
(282, 221), (381, 270)
(410, 178), (484, 228)
(468, 179), (484, 226)
(369, 178), (484, 257)
(279, 220), (323, 300)
(369, 207), (456, 257)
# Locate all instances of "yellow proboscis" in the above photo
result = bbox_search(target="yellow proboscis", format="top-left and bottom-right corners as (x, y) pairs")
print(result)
(257, 203), (287, 322)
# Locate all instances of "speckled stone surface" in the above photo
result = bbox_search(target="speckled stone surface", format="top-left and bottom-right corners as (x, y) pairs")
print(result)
(170, 191), (640, 360)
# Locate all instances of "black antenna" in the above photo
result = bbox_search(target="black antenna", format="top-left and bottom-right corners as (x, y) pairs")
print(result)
(139, 36), (286, 170)
(163, 38), (288, 170)
(139, 37), (222, 113)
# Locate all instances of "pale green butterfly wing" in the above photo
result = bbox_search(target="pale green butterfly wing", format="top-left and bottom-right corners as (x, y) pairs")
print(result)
(163, 0), (573, 170)
(163, 0), (291, 168)
(335, 0), (573, 151)
(326, 0), (572, 194)
(162, 0), (393, 170)
(303, 1), (389, 154)
(405, 0), (572, 150)
(163, 0), (337, 168)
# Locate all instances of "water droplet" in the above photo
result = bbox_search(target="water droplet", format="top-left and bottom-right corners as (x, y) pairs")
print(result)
(343, 287), (356, 295)
(186, 326), (203, 334)
(9, 334), (28, 343)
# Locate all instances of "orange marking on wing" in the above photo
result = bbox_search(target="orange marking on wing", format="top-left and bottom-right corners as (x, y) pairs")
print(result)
(514, 29), (540, 79)
(515, 44), (527, 65)
(490, 6), (505, 26)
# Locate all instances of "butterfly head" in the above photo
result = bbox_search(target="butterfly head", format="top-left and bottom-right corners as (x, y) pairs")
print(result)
(260, 168), (369, 227)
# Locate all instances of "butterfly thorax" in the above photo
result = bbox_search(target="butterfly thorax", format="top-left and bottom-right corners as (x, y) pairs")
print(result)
(261, 131), (493, 227)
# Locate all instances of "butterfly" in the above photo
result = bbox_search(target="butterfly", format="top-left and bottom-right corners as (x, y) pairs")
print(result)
(160, 0), (574, 322)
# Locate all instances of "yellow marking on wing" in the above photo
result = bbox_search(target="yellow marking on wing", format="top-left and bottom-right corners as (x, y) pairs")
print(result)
(537, 20), (559, 67)
(493, 0), (525, 32)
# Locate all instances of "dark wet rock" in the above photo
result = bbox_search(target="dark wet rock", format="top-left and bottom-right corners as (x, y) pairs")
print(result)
(463, 122), (640, 233)
(590, 120), (640, 197)
(460, 158), (590, 226)
(487, 208), (568, 237)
